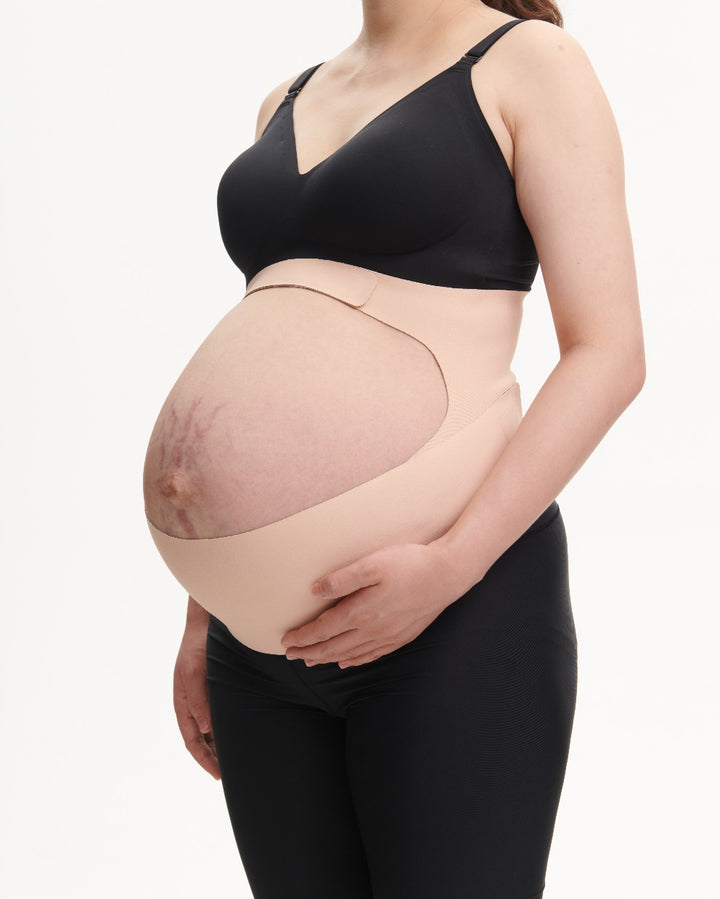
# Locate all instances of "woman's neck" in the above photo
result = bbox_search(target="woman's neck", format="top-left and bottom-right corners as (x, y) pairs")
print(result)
(355, 0), (489, 56)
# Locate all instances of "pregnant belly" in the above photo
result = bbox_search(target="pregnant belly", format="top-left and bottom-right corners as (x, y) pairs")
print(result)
(143, 286), (448, 539)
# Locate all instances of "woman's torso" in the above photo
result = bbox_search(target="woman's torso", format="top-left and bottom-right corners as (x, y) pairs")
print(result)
(143, 14), (536, 546)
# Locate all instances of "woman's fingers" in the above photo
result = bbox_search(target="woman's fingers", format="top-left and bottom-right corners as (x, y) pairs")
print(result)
(338, 642), (398, 668)
(195, 730), (221, 780)
(287, 625), (373, 664)
(173, 643), (221, 781)
(185, 670), (213, 735)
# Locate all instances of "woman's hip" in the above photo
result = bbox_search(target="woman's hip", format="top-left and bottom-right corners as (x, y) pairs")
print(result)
(205, 501), (577, 720)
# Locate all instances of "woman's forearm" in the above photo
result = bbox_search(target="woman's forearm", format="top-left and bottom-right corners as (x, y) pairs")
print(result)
(429, 343), (645, 599)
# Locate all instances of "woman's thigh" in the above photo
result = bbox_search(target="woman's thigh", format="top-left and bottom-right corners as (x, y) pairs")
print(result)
(344, 502), (578, 899)
(206, 616), (374, 899)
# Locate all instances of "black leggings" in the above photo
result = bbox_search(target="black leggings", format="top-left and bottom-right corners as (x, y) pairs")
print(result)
(205, 500), (577, 899)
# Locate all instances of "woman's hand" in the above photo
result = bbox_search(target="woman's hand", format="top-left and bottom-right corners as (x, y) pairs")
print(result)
(173, 598), (221, 780)
(280, 542), (463, 668)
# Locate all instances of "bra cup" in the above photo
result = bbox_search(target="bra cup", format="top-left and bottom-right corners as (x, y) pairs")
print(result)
(296, 96), (479, 255)
(216, 109), (302, 276)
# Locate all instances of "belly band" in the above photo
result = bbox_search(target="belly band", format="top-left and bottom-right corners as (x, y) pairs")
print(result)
(146, 257), (526, 654)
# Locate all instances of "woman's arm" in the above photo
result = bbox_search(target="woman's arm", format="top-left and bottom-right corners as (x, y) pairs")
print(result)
(430, 22), (646, 595)
(172, 596), (220, 779)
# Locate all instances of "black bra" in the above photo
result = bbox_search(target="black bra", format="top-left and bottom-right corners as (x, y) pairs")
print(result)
(217, 18), (539, 291)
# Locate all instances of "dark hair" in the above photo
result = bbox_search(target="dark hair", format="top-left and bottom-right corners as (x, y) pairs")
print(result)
(482, 0), (563, 27)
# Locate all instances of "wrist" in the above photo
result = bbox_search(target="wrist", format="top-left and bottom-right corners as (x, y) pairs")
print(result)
(428, 531), (492, 604)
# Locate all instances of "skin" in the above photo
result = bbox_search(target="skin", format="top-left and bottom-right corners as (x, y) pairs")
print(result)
(174, 598), (220, 779)
(173, 0), (646, 774)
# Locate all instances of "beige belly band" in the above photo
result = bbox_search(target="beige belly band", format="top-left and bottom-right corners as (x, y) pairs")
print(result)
(146, 257), (526, 654)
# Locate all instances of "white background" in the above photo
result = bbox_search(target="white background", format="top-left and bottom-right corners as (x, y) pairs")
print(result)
(2, 1), (718, 896)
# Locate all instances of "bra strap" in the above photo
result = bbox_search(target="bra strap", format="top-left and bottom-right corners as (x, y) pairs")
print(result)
(286, 62), (325, 96)
(463, 18), (527, 60)
(287, 21), (526, 96)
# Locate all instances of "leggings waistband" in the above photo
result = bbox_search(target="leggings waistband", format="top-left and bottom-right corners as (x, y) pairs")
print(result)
(521, 500), (560, 538)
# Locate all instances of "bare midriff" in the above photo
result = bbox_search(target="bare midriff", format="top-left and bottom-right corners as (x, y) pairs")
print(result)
(143, 284), (452, 540)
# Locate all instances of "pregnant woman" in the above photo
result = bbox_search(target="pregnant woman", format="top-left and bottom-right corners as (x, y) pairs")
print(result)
(143, 1), (645, 896)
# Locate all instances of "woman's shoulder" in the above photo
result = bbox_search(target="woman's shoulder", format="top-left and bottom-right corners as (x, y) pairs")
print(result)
(253, 65), (315, 142)
(490, 18), (607, 134)
(497, 17), (598, 96)
(483, 16), (594, 86)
